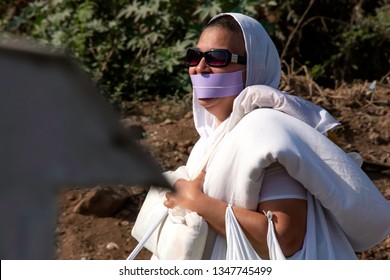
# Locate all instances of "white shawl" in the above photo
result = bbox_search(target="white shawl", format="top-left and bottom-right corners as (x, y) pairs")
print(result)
(193, 12), (281, 138)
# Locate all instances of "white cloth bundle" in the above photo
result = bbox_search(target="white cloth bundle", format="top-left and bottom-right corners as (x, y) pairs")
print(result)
(183, 85), (390, 259)
(130, 169), (208, 260)
(205, 108), (389, 256)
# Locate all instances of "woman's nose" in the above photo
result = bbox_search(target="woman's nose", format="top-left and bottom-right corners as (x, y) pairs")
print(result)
(195, 58), (211, 74)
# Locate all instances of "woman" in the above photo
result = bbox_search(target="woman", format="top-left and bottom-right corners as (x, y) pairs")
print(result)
(159, 13), (390, 260)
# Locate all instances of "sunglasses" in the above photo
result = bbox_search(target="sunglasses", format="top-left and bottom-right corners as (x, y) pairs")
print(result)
(186, 48), (246, 68)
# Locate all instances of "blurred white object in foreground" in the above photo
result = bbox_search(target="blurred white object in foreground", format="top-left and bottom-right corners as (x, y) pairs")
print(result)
(0, 38), (169, 259)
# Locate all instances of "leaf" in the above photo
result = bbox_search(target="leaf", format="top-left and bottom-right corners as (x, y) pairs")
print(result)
(193, 2), (222, 22)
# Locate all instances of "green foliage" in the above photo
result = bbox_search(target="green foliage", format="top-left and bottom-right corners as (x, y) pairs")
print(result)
(1, 0), (388, 103)
(329, 5), (390, 83)
(0, 0), (264, 103)
(275, 0), (390, 86)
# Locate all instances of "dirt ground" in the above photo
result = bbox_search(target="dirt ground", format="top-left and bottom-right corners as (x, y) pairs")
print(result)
(55, 74), (390, 260)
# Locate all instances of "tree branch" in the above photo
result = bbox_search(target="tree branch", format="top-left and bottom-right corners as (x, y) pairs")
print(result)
(280, 0), (316, 61)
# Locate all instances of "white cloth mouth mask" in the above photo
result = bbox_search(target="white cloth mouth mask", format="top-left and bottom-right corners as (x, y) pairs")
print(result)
(190, 70), (244, 99)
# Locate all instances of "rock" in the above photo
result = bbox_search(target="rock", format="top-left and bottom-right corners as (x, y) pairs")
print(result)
(106, 242), (119, 250)
(73, 186), (130, 217)
(184, 112), (193, 119)
(120, 221), (130, 227)
(128, 185), (147, 196)
(162, 119), (175, 125)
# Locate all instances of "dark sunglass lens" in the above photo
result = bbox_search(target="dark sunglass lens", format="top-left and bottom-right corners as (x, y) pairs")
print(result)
(206, 50), (228, 67)
(187, 49), (201, 66)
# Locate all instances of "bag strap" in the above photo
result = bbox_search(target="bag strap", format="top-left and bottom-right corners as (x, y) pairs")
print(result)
(127, 208), (168, 260)
(225, 205), (286, 260)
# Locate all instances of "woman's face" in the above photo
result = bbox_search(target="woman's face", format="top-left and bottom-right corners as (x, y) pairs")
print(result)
(189, 27), (246, 124)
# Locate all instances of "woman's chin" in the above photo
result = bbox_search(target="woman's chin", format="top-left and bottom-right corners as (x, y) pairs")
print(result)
(198, 98), (217, 107)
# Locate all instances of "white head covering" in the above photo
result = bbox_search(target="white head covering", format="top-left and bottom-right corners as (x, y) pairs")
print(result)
(192, 13), (281, 138)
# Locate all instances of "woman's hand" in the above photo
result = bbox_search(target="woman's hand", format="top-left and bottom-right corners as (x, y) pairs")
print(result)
(164, 172), (205, 212)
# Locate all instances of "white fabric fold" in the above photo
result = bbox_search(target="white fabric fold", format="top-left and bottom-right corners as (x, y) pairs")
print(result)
(229, 85), (339, 134)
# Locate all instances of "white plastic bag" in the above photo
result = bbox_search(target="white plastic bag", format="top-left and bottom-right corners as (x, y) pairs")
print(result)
(225, 205), (286, 260)
(129, 186), (208, 260)
(264, 210), (286, 260)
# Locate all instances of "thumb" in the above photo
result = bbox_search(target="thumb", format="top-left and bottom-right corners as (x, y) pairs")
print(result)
(164, 192), (175, 209)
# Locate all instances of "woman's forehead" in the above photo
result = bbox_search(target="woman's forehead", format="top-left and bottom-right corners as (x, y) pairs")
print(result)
(197, 27), (245, 54)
